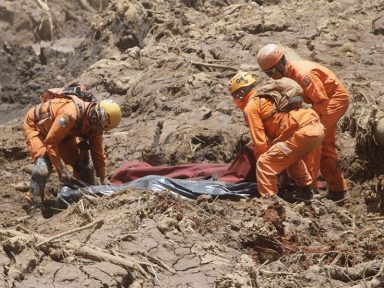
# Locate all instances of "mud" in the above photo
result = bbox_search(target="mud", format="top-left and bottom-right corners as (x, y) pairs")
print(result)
(0, 0), (384, 287)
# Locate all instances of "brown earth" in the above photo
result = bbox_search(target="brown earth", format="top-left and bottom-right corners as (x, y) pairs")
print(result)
(0, 0), (384, 287)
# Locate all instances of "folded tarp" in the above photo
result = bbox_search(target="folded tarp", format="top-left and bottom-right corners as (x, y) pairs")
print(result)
(58, 175), (257, 206)
(111, 144), (256, 184)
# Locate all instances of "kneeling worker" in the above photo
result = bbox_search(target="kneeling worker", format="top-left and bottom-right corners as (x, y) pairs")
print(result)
(229, 72), (324, 199)
(23, 87), (122, 208)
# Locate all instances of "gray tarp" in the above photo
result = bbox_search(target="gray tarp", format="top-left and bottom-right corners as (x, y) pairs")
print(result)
(58, 175), (257, 207)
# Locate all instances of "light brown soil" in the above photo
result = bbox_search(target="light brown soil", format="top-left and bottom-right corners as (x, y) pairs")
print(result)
(1, 0), (384, 287)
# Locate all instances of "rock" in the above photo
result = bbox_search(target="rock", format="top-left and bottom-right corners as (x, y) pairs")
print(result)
(341, 43), (354, 53)
(373, 16), (384, 35)
(178, 217), (197, 234)
(230, 219), (242, 231)
(215, 272), (253, 288)
(243, 221), (256, 229)
(3, 236), (30, 255)
(12, 181), (29, 192)
(216, 206), (225, 216)
(7, 267), (23, 281)
(309, 264), (321, 273)
(346, 52), (354, 57)
(157, 216), (178, 234)
(197, 194), (213, 204)
(127, 46), (141, 59)
(237, 254), (255, 270)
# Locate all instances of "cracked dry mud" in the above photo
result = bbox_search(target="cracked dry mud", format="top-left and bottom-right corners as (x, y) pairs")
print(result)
(0, 0), (384, 287)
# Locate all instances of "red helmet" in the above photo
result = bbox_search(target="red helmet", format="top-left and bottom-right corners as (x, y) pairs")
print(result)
(257, 44), (284, 71)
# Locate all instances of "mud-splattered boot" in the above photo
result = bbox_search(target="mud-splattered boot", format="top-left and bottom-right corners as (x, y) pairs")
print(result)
(293, 185), (314, 202)
(25, 156), (52, 214)
(325, 191), (346, 202)
(75, 151), (95, 185)
(23, 190), (44, 214)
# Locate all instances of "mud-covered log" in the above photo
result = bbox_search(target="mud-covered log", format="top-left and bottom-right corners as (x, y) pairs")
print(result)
(324, 260), (382, 282)
(50, 242), (150, 278)
(0, 227), (149, 280)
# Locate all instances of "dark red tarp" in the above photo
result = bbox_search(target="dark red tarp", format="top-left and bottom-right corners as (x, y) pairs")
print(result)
(111, 145), (256, 184)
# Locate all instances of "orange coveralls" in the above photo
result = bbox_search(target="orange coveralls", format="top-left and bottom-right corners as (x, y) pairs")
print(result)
(242, 90), (324, 196)
(23, 97), (107, 178)
(286, 60), (350, 193)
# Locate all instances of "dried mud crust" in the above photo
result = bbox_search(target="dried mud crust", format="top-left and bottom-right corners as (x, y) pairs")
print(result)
(1, 189), (383, 287)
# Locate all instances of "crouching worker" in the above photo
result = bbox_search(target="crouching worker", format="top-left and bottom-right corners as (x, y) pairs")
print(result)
(257, 44), (350, 201)
(229, 72), (324, 200)
(22, 87), (122, 210)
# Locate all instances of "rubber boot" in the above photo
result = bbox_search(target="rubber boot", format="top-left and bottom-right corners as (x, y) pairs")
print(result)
(293, 185), (314, 202)
(325, 191), (346, 202)
(23, 191), (39, 214)
(78, 167), (95, 185)
(26, 156), (52, 213)
(75, 151), (95, 185)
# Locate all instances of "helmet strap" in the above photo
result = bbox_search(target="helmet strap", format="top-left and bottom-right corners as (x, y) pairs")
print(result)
(276, 55), (287, 75)
(233, 85), (255, 101)
(88, 105), (100, 130)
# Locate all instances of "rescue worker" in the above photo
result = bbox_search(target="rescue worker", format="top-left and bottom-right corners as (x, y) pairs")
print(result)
(256, 44), (350, 201)
(229, 72), (324, 200)
(23, 87), (122, 208)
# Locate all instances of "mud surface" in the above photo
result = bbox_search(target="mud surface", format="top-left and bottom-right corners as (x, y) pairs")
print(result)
(0, 0), (384, 287)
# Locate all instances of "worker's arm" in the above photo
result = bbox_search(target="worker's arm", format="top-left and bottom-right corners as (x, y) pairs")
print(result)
(244, 101), (268, 161)
(44, 111), (76, 182)
(301, 72), (329, 117)
(88, 133), (108, 184)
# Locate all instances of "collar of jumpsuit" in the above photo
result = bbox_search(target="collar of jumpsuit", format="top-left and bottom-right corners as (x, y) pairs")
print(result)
(233, 89), (257, 111)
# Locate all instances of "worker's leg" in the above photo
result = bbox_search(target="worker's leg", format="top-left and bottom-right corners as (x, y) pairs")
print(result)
(257, 122), (324, 197)
(303, 144), (321, 187)
(23, 108), (51, 204)
(59, 137), (95, 185)
(320, 94), (349, 197)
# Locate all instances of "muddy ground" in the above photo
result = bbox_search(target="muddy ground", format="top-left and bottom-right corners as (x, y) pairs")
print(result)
(0, 0), (384, 287)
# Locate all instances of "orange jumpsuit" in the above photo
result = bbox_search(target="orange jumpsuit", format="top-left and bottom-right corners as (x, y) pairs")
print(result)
(240, 90), (324, 196)
(286, 60), (350, 193)
(23, 97), (107, 178)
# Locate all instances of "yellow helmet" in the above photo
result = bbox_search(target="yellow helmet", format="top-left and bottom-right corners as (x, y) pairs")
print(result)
(229, 72), (256, 95)
(95, 100), (122, 131)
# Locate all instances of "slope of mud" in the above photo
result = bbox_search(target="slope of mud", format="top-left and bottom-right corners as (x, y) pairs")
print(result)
(0, 0), (384, 287)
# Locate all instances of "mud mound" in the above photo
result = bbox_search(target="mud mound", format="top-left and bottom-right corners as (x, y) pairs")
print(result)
(0, 0), (108, 121)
